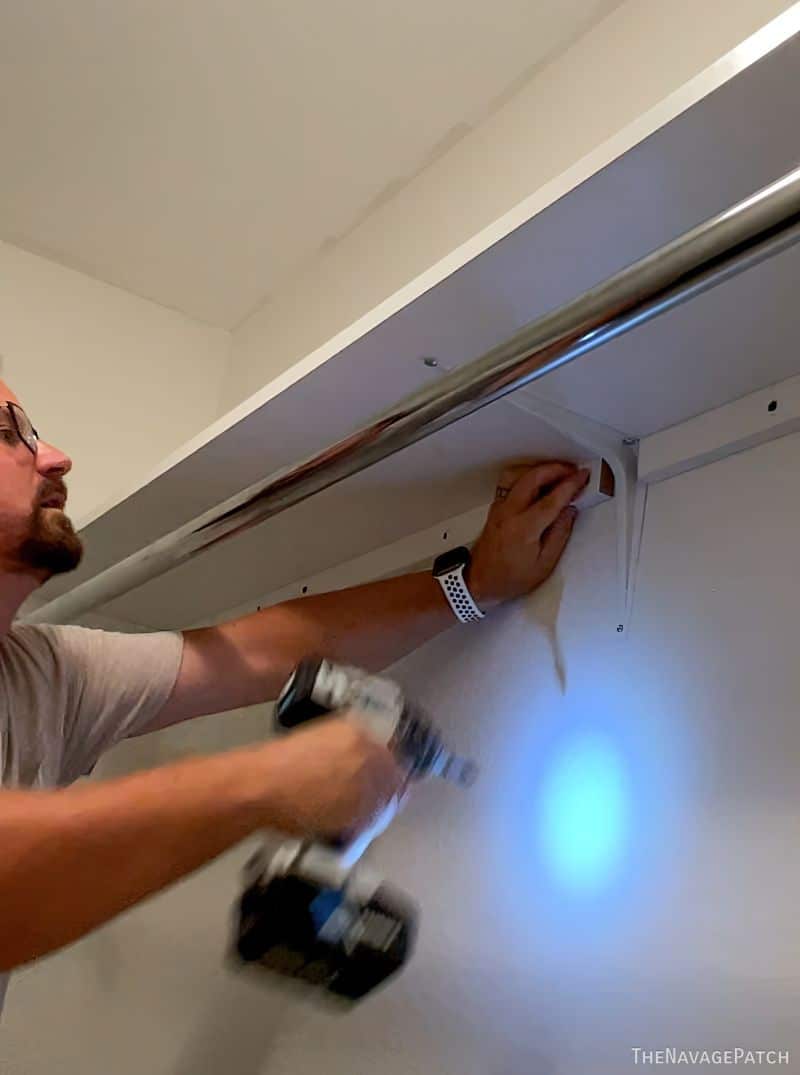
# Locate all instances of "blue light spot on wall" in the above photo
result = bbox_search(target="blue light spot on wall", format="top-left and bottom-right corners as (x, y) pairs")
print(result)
(537, 733), (629, 892)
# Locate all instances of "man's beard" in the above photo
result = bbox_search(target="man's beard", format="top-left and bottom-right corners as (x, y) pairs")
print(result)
(18, 505), (84, 577)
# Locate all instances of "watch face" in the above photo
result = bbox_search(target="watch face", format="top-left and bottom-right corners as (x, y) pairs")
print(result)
(433, 546), (471, 577)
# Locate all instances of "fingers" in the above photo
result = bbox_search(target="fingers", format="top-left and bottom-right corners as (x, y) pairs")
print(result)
(496, 461), (577, 515)
(539, 505), (578, 576)
(526, 467), (590, 533)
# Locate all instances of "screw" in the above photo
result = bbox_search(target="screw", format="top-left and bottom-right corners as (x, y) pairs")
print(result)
(422, 357), (439, 368)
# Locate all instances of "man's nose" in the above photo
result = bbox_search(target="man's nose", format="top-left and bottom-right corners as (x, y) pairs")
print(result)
(36, 441), (73, 478)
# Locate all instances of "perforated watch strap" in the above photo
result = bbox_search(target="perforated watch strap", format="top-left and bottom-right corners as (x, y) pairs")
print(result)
(435, 565), (485, 624)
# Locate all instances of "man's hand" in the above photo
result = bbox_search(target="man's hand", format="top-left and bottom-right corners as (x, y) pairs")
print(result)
(467, 462), (590, 609)
(253, 715), (406, 840)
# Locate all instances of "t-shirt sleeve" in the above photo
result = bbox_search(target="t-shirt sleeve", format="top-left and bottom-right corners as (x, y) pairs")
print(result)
(36, 624), (184, 783)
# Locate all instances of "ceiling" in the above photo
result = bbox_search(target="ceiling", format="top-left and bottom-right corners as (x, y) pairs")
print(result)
(0, 0), (620, 328)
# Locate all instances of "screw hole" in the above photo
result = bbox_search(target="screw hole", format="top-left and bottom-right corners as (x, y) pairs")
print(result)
(768, 400), (778, 413)
(442, 531), (448, 540)
(616, 624), (624, 633)
(301, 586), (308, 594)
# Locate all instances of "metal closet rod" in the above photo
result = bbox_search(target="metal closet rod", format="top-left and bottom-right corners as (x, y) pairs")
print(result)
(27, 164), (800, 626)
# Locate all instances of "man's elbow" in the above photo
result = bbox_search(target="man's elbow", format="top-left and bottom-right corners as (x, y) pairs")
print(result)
(0, 924), (49, 973)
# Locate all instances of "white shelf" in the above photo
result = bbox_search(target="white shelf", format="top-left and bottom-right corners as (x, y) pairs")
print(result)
(26, 31), (800, 629)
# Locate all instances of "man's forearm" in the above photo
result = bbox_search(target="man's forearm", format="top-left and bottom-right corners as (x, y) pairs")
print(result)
(259, 571), (461, 680)
(0, 747), (271, 971)
(0, 714), (402, 971)
(177, 571), (465, 719)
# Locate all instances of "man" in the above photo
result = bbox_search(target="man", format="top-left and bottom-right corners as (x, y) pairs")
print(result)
(0, 376), (588, 1007)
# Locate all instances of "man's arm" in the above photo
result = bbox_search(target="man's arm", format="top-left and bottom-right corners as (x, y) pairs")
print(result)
(0, 716), (401, 971)
(154, 462), (589, 729)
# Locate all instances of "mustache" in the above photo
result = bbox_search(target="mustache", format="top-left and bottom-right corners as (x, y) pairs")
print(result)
(35, 479), (69, 509)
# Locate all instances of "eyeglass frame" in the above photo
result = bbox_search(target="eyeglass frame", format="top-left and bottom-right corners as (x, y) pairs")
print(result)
(0, 402), (40, 456)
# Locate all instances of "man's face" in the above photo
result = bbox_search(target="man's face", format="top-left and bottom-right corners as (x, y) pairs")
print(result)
(0, 381), (82, 579)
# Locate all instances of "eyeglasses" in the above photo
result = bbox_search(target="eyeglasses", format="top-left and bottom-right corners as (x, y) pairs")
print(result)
(0, 402), (39, 456)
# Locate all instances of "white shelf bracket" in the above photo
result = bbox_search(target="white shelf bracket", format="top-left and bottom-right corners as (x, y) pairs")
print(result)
(503, 391), (642, 633)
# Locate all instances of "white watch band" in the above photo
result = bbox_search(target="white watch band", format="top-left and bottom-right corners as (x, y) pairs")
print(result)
(435, 565), (485, 624)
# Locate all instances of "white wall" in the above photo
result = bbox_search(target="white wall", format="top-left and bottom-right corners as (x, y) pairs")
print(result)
(222, 0), (796, 412)
(0, 240), (231, 523)
(3, 432), (799, 1073)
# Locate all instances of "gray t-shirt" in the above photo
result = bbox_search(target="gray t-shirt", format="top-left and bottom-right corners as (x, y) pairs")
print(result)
(0, 623), (184, 1009)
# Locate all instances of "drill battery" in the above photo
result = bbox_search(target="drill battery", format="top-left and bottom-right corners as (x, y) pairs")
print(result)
(235, 845), (416, 1003)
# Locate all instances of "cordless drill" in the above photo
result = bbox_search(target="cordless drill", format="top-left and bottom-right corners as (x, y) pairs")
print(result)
(233, 657), (476, 1004)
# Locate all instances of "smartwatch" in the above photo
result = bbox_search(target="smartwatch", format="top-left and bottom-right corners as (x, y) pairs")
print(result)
(432, 546), (485, 624)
